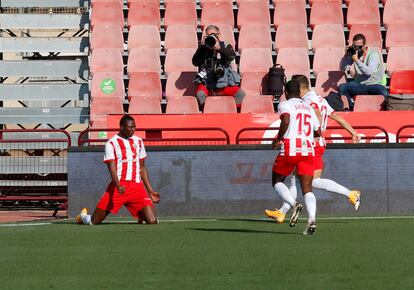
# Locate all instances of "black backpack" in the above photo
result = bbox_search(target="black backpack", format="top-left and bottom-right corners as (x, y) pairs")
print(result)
(267, 64), (286, 97)
(325, 91), (344, 111)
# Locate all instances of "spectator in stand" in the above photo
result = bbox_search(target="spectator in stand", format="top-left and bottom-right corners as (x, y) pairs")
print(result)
(192, 25), (245, 109)
(339, 34), (388, 110)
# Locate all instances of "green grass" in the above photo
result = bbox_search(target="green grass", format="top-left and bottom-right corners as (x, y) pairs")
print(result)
(0, 217), (413, 290)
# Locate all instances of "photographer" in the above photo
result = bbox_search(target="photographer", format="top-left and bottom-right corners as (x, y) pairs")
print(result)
(339, 34), (388, 110)
(192, 25), (245, 108)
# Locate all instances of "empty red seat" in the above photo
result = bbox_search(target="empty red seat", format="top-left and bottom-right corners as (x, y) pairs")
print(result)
(127, 2), (160, 29)
(201, 25), (235, 48)
(91, 25), (124, 52)
(91, 71), (125, 100)
(128, 97), (162, 114)
(241, 95), (274, 113)
(200, 2), (234, 29)
(200, 0), (232, 7)
(164, 48), (198, 75)
(164, 2), (197, 29)
(383, 0), (414, 27)
(90, 48), (124, 76)
(128, 25), (161, 52)
(389, 70), (414, 94)
(353, 95), (384, 112)
(128, 0), (160, 6)
(91, 2), (124, 29)
(237, 1), (271, 29)
(309, 0), (341, 5)
(164, 25), (198, 52)
(92, 0), (123, 6)
(275, 24), (308, 52)
(386, 47), (414, 76)
(203, 96), (237, 113)
(348, 24), (382, 48)
(128, 72), (162, 100)
(310, 1), (343, 28)
(276, 47), (310, 78)
(240, 71), (268, 95)
(165, 71), (197, 99)
(273, 1), (307, 28)
(90, 97), (124, 124)
(166, 97), (200, 114)
(313, 47), (344, 76)
(127, 48), (161, 74)
(314, 71), (346, 97)
(273, 0), (306, 4)
(238, 25), (272, 52)
(347, 0), (380, 28)
(385, 24), (414, 51)
(239, 48), (273, 76)
(311, 24), (345, 51)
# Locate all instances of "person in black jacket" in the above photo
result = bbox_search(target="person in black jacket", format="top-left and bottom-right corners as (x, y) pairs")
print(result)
(192, 25), (245, 108)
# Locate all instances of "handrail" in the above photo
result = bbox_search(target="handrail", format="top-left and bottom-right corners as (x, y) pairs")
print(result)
(396, 125), (414, 143)
(78, 127), (231, 146)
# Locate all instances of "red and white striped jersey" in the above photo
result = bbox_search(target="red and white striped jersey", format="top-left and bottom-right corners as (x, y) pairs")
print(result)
(277, 98), (320, 156)
(104, 134), (147, 183)
(303, 91), (334, 147)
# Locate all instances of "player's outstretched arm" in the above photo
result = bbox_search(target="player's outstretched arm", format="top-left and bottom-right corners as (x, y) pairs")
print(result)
(329, 113), (361, 143)
(107, 161), (125, 194)
(139, 159), (160, 203)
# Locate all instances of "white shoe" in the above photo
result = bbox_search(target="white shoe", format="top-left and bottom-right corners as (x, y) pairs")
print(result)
(289, 203), (303, 227)
(303, 221), (317, 235)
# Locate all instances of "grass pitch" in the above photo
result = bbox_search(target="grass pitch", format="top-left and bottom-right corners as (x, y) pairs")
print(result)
(0, 216), (413, 290)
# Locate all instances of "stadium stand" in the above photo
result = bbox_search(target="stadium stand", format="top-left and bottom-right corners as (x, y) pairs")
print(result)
(311, 24), (345, 51)
(276, 47), (310, 78)
(389, 70), (414, 94)
(346, 0), (380, 28)
(200, 2), (234, 29)
(353, 95), (385, 112)
(128, 72), (162, 100)
(203, 96), (237, 113)
(127, 2), (161, 29)
(90, 48), (124, 76)
(314, 71), (346, 97)
(239, 48), (273, 76)
(91, 2), (124, 29)
(313, 47), (345, 76)
(164, 2), (197, 29)
(201, 25), (236, 48)
(164, 25), (198, 52)
(240, 71), (268, 95)
(128, 25), (161, 52)
(127, 48), (161, 74)
(91, 72), (125, 100)
(273, 1), (307, 28)
(165, 71), (198, 99)
(385, 24), (414, 51)
(386, 47), (414, 76)
(128, 97), (162, 114)
(164, 48), (198, 75)
(309, 1), (343, 28)
(275, 24), (308, 52)
(238, 25), (273, 52)
(383, 0), (414, 28)
(347, 24), (382, 48)
(241, 95), (275, 114)
(237, 1), (271, 29)
(166, 97), (200, 114)
(90, 25), (124, 52)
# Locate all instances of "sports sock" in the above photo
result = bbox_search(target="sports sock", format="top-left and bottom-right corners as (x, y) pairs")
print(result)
(280, 176), (298, 214)
(312, 178), (350, 197)
(304, 192), (316, 223)
(274, 182), (296, 207)
(81, 214), (92, 225)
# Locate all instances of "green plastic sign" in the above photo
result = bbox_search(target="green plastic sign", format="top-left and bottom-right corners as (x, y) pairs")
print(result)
(100, 78), (116, 94)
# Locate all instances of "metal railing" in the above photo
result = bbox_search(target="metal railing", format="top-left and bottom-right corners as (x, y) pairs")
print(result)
(396, 125), (414, 143)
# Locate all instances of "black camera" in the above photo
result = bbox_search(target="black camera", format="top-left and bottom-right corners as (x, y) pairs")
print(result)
(346, 46), (357, 56)
(205, 34), (217, 49)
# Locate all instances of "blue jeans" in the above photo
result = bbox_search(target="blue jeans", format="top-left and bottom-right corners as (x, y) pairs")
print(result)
(338, 81), (388, 109)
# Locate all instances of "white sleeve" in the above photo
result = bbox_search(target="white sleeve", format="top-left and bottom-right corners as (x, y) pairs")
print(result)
(103, 141), (115, 163)
(277, 102), (290, 116)
(311, 109), (321, 131)
(138, 139), (147, 159)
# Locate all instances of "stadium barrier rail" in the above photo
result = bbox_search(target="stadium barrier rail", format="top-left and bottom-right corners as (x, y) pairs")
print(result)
(396, 125), (414, 143)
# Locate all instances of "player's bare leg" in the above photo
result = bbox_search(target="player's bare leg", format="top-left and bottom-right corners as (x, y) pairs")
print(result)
(312, 169), (361, 211)
(138, 206), (158, 224)
(299, 174), (317, 234)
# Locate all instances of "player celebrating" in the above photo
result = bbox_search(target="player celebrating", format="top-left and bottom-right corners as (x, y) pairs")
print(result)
(76, 115), (160, 225)
(266, 80), (321, 235)
(266, 75), (361, 228)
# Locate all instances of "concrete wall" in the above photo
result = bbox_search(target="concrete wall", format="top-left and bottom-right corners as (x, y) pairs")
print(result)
(68, 145), (414, 217)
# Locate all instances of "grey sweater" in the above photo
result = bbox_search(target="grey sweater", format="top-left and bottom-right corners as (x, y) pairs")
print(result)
(354, 48), (386, 86)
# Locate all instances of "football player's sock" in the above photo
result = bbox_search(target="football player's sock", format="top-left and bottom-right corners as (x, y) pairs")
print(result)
(274, 182), (296, 207)
(304, 192), (316, 223)
(280, 175), (298, 214)
(280, 202), (291, 214)
(312, 178), (350, 197)
(81, 214), (92, 225)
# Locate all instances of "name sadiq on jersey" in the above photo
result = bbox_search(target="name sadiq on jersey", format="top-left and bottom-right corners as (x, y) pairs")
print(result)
(294, 104), (311, 111)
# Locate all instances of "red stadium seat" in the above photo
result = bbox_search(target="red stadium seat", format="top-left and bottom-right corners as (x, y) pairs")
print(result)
(128, 97), (162, 114)
(90, 97), (124, 124)
(347, 0), (380, 28)
(203, 96), (237, 113)
(237, 1), (271, 29)
(128, 72), (162, 100)
(127, 48), (161, 74)
(275, 24), (308, 52)
(239, 48), (273, 76)
(385, 24), (414, 51)
(383, 0), (414, 27)
(276, 47), (310, 78)
(164, 48), (197, 75)
(92, 0), (123, 6)
(389, 70), (414, 94)
(127, 2), (160, 29)
(128, 0), (160, 6)
(273, 1), (307, 28)
(128, 25), (161, 52)
(91, 2), (124, 29)
(309, 1), (343, 28)
(200, 0), (232, 7)
(241, 95), (274, 113)
(314, 71), (346, 97)
(309, 0), (341, 5)
(166, 97), (200, 114)
(353, 95), (384, 112)
(91, 71), (125, 100)
(313, 47), (345, 76)
(240, 71), (268, 95)
(311, 24), (345, 51)
(348, 24), (382, 48)
(164, 2), (197, 29)
(90, 48), (124, 76)
(386, 47), (414, 76)
(90, 25), (124, 52)
(165, 71), (197, 99)
(164, 25), (198, 52)
(273, 0), (306, 4)
(238, 25), (272, 53)
(200, 2), (234, 29)
(201, 25), (236, 48)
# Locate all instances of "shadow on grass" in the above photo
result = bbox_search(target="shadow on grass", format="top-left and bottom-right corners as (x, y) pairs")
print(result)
(186, 227), (301, 235)
(218, 218), (349, 224)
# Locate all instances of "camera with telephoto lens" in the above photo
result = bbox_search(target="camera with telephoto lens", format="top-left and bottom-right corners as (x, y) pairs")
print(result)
(346, 46), (357, 56)
(193, 66), (208, 83)
(205, 34), (217, 49)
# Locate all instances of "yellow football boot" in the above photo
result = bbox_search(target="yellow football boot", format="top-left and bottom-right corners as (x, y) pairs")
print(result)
(265, 209), (286, 224)
(75, 208), (89, 225)
(349, 191), (361, 211)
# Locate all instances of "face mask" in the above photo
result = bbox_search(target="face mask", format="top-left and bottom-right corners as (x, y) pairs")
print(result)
(357, 48), (364, 58)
